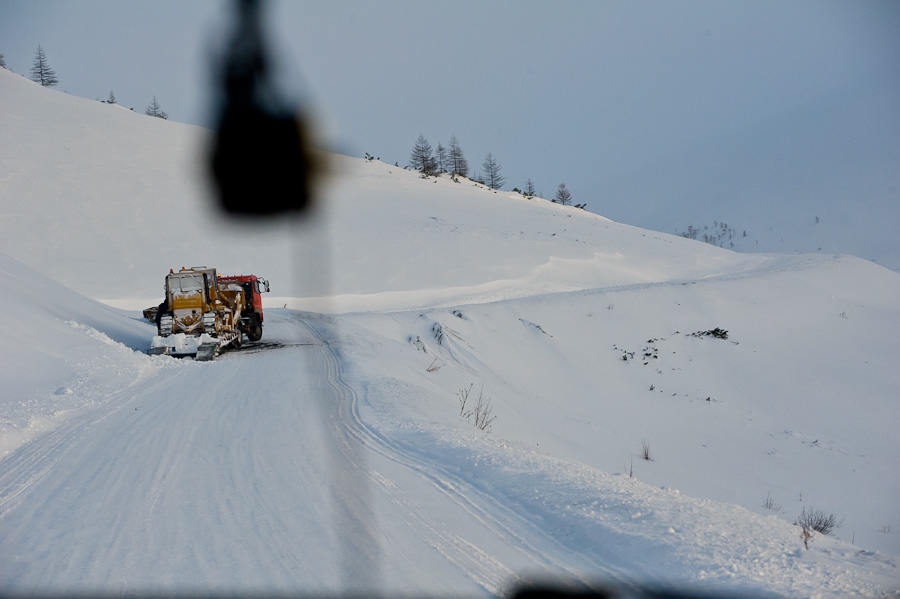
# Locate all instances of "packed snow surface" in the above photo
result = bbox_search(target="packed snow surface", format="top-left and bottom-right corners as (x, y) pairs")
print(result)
(0, 68), (898, 597)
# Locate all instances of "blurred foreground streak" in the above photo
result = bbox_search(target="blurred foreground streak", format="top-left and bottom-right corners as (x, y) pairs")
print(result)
(209, 0), (316, 217)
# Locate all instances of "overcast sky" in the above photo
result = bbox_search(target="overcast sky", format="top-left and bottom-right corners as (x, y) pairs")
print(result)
(1, 0), (898, 223)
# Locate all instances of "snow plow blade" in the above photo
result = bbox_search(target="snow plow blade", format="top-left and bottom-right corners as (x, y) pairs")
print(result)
(148, 332), (239, 361)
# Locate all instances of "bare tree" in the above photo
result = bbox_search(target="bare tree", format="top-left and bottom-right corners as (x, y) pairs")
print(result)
(408, 134), (435, 175)
(553, 183), (572, 205)
(447, 135), (468, 177)
(0, 53), (7, 69)
(145, 95), (168, 119)
(30, 45), (58, 87)
(107, 90), (117, 104)
(481, 152), (505, 190)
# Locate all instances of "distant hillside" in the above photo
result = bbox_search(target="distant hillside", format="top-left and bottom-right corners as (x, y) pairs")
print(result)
(0, 67), (757, 308)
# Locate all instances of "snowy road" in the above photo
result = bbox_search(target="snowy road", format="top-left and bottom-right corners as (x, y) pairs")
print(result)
(0, 312), (606, 595)
(0, 314), (346, 592)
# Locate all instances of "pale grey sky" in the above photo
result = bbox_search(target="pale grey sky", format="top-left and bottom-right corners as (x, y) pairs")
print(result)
(1, 0), (898, 225)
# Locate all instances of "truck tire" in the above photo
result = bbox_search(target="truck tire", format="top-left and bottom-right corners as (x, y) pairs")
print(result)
(247, 314), (263, 342)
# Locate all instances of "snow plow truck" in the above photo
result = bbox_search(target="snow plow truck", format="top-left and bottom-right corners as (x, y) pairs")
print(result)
(148, 267), (270, 360)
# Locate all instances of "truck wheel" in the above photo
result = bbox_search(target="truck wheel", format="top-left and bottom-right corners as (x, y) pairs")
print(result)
(247, 314), (263, 342)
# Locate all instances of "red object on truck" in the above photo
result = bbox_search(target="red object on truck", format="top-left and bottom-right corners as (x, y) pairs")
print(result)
(217, 274), (271, 342)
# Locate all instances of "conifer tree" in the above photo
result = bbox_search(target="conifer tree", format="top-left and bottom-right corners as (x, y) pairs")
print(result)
(30, 45), (58, 87)
(434, 142), (448, 174)
(553, 183), (572, 205)
(145, 95), (168, 119)
(447, 135), (468, 177)
(409, 134), (435, 175)
(481, 152), (505, 190)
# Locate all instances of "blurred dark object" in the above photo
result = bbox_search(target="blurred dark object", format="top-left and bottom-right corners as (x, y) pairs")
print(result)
(209, 0), (314, 217)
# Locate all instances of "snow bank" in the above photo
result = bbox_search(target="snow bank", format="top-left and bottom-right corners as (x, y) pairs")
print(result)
(0, 252), (158, 457)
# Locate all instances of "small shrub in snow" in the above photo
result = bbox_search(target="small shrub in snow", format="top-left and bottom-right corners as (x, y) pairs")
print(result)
(472, 394), (495, 431)
(677, 221), (738, 247)
(763, 492), (782, 512)
(613, 345), (635, 361)
(457, 385), (471, 417)
(796, 506), (843, 548)
(689, 327), (728, 340)
(409, 335), (426, 352)
(457, 383), (496, 431)
(640, 439), (653, 461)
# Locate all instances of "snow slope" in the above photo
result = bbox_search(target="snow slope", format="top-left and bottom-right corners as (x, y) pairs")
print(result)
(0, 252), (152, 457)
(1, 69), (899, 596)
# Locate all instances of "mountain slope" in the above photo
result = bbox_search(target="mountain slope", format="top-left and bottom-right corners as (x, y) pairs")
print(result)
(0, 67), (765, 308)
(1, 66), (899, 596)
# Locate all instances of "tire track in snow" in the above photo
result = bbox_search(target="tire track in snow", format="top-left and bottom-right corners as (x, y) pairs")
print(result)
(295, 312), (523, 593)
(0, 322), (347, 592)
(292, 311), (619, 594)
(0, 361), (155, 517)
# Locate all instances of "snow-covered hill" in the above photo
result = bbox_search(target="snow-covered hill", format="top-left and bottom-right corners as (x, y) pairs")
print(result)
(0, 65), (760, 309)
(1, 68), (898, 596)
